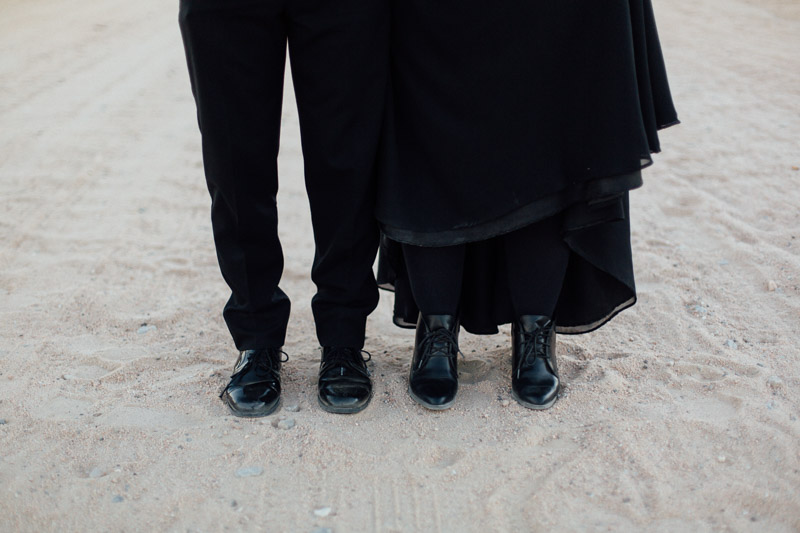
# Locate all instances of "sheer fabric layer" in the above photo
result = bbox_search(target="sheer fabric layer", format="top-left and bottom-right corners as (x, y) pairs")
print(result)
(376, 0), (679, 335)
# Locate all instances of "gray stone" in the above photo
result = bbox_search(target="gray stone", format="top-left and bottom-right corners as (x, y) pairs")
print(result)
(89, 467), (106, 479)
(284, 404), (300, 412)
(725, 339), (738, 349)
(137, 324), (157, 335)
(111, 495), (123, 503)
(311, 529), (333, 533)
(276, 418), (296, 430)
(767, 280), (778, 292)
(235, 466), (264, 478)
(313, 507), (332, 517)
(0, 419), (6, 425)
(767, 375), (784, 390)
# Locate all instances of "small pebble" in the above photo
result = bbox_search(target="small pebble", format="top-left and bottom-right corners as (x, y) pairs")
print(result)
(276, 418), (296, 430)
(0, 419), (6, 425)
(311, 528), (333, 533)
(89, 467), (106, 479)
(137, 324), (157, 335)
(284, 404), (300, 413)
(235, 466), (264, 478)
(500, 400), (510, 408)
(767, 376), (783, 390)
(314, 507), (332, 517)
(724, 339), (737, 350)
(717, 455), (726, 463)
(767, 280), (778, 292)
(111, 495), (123, 503)
(231, 500), (237, 508)
(717, 259), (729, 266)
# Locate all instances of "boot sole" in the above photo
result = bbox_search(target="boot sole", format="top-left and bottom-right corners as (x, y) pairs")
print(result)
(222, 396), (281, 418)
(511, 388), (559, 410)
(408, 385), (456, 410)
(317, 394), (372, 414)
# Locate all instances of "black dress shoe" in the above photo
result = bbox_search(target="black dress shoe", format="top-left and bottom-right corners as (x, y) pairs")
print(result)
(408, 314), (460, 410)
(220, 348), (286, 417)
(317, 347), (373, 414)
(512, 315), (560, 409)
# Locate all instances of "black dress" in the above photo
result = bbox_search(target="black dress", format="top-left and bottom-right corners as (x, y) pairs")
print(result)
(377, 0), (679, 335)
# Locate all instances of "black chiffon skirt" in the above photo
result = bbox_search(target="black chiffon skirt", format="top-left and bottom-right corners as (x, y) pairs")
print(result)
(376, 0), (679, 335)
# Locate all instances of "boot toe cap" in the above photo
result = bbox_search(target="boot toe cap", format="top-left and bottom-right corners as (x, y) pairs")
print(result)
(409, 378), (458, 408)
(512, 376), (560, 409)
(318, 382), (372, 413)
(222, 385), (280, 417)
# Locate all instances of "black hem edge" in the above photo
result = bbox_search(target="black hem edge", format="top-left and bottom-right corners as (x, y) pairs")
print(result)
(380, 169), (644, 247)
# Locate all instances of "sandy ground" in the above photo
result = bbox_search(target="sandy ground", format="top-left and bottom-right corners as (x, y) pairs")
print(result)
(1, 0), (799, 531)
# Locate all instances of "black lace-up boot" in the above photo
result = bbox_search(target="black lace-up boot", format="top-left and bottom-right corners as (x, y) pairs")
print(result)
(512, 315), (560, 409)
(318, 347), (373, 414)
(408, 314), (460, 410)
(220, 348), (287, 417)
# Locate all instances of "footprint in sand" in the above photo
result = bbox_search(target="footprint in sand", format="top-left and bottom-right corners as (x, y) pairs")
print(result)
(459, 359), (492, 384)
(428, 447), (465, 469)
(62, 364), (118, 381)
(680, 395), (741, 424)
(94, 406), (201, 429)
(31, 397), (94, 421)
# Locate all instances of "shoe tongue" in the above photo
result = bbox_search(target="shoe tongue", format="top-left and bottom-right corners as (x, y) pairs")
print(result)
(423, 314), (457, 331)
(252, 348), (277, 361)
(518, 315), (552, 332)
(323, 347), (356, 363)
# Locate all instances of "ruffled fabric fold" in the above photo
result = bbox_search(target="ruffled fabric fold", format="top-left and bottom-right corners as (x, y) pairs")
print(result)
(378, 173), (643, 335)
(376, 0), (679, 335)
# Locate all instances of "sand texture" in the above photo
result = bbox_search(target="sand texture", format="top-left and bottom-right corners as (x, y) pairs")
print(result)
(1, 0), (799, 531)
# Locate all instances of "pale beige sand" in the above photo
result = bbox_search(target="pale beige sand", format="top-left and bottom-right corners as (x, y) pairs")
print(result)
(1, 0), (799, 531)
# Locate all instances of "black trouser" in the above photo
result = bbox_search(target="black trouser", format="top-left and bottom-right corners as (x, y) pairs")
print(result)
(179, 0), (389, 350)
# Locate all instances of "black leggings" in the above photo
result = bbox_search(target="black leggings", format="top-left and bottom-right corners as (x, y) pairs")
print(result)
(402, 214), (570, 318)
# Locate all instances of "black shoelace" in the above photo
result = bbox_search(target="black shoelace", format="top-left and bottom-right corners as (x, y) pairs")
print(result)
(220, 349), (288, 397)
(517, 328), (552, 376)
(417, 328), (461, 369)
(252, 349), (289, 377)
(219, 350), (289, 398)
(321, 348), (371, 376)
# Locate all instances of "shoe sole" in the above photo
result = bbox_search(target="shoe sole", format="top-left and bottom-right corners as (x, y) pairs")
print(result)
(408, 385), (456, 410)
(511, 388), (560, 410)
(317, 392), (373, 414)
(222, 396), (281, 418)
